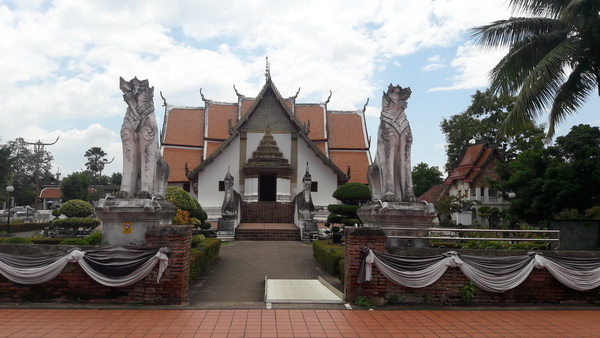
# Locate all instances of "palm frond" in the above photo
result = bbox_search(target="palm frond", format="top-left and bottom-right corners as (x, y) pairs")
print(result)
(489, 30), (570, 94)
(560, 0), (600, 24)
(472, 17), (567, 50)
(547, 62), (596, 137)
(499, 37), (581, 136)
(508, 0), (570, 17)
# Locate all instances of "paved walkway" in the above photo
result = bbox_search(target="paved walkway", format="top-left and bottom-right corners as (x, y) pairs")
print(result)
(188, 241), (344, 309)
(0, 308), (598, 337)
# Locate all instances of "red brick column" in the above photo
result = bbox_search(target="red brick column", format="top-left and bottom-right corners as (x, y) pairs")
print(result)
(145, 225), (192, 304)
(344, 227), (387, 305)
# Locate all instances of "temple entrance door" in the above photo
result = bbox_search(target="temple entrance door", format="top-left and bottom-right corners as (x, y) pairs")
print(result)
(259, 174), (276, 201)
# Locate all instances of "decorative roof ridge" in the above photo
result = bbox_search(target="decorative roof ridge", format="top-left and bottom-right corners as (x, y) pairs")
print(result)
(167, 105), (205, 110)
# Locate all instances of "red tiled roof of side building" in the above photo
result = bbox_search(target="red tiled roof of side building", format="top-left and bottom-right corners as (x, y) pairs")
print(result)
(163, 147), (203, 182)
(205, 141), (223, 159)
(295, 105), (325, 140)
(240, 99), (255, 116)
(444, 143), (486, 184)
(163, 108), (204, 147)
(419, 184), (449, 204)
(465, 147), (501, 183)
(206, 104), (238, 140)
(327, 112), (368, 149)
(40, 187), (62, 199)
(329, 151), (370, 184)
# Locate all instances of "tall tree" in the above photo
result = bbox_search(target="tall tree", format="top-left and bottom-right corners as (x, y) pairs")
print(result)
(4, 138), (54, 206)
(84, 147), (108, 185)
(440, 89), (545, 172)
(472, 0), (600, 138)
(60, 172), (90, 202)
(411, 162), (443, 197)
(0, 144), (13, 207)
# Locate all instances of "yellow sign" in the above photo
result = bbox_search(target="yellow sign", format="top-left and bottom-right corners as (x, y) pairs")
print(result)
(123, 222), (133, 234)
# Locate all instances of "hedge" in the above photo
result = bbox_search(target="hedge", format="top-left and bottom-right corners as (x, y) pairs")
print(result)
(5, 222), (50, 233)
(52, 217), (101, 228)
(189, 238), (221, 283)
(313, 240), (345, 280)
(327, 204), (359, 216)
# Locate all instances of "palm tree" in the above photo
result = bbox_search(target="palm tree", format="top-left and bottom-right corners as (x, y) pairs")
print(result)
(472, 0), (600, 138)
(84, 147), (107, 184)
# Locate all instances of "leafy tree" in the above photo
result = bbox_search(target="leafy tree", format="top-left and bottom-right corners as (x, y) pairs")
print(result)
(84, 147), (108, 185)
(436, 195), (476, 227)
(503, 124), (600, 223)
(441, 89), (544, 172)
(411, 162), (443, 197)
(472, 0), (600, 138)
(0, 144), (13, 207)
(109, 172), (122, 185)
(3, 138), (55, 207)
(60, 172), (90, 202)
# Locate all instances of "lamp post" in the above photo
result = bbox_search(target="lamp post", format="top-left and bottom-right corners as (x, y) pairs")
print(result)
(5, 185), (14, 234)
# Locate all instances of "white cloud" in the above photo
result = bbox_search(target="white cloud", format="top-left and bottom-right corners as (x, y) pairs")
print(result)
(428, 44), (509, 91)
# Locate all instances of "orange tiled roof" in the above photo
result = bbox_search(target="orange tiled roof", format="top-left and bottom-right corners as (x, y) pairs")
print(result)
(419, 184), (449, 204)
(40, 187), (62, 199)
(327, 112), (368, 150)
(240, 99), (255, 116)
(162, 108), (204, 147)
(329, 151), (370, 184)
(295, 105), (325, 140)
(444, 144), (502, 184)
(206, 104), (237, 140)
(205, 141), (223, 159)
(162, 147), (203, 182)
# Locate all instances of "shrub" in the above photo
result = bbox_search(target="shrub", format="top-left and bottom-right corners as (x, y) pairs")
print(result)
(191, 234), (206, 248)
(173, 209), (192, 225)
(200, 221), (212, 230)
(166, 186), (205, 219)
(85, 231), (103, 245)
(189, 238), (221, 283)
(52, 218), (101, 228)
(332, 183), (371, 205)
(59, 199), (94, 218)
(327, 214), (343, 224)
(1, 237), (33, 244)
(313, 240), (345, 280)
(60, 238), (88, 245)
(327, 204), (360, 216)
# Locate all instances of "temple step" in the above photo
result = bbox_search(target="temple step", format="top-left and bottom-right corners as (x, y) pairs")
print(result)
(240, 202), (294, 223)
(235, 223), (300, 241)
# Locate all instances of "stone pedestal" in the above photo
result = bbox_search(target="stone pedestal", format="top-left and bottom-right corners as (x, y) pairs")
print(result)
(95, 198), (177, 246)
(357, 201), (435, 249)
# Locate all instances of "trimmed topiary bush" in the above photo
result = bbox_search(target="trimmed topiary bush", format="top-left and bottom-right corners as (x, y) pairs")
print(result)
(59, 199), (94, 218)
(332, 183), (371, 205)
(52, 218), (101, 228)
(166, 186), (205, 219)
(84, 231), (103, 245)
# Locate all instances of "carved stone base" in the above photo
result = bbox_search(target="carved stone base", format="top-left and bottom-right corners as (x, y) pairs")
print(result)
(216, 218), (236, 241)
(357, 201), (435, 249)
(302, 220), (319, 241)
(95, 198), (177, 246)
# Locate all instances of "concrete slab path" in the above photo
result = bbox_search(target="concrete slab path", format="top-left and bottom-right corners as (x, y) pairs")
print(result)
(188, 241), (345, 309)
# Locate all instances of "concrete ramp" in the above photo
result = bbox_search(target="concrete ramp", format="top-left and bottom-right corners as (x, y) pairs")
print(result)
(264, 276), (344, 304)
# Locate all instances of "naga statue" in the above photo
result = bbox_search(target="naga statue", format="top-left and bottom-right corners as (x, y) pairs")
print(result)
(221, 167), (240, 218)
(368, 84), (416, 202)
(118, 77), (169, 199)
(295, 163), (315, 220)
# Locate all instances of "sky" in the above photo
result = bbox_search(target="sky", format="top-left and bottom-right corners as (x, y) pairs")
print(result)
(1, 0), (599, 180)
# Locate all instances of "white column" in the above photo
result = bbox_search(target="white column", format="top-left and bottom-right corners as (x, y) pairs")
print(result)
(244, 177), (258, 202)
(276, 178), (291, 203)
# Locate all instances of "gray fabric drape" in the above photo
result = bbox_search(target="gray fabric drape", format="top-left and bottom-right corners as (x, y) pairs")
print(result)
(0, 246), (169, 287)
(359, 249), (600, 293)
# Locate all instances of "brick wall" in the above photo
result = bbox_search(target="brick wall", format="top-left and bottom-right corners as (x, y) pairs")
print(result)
(345, 228), (600, 305)
(0, 225), (192, 305)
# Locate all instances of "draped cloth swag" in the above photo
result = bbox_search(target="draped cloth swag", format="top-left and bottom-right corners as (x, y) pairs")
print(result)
(0, 246), (169, 287)
(359, 248), (600, 292)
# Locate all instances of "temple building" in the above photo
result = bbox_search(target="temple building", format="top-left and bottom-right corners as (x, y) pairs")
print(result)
(160, 68), (371, 220)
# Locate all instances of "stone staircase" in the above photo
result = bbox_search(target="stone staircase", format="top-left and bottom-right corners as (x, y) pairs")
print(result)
(234, 223), (301, 241)
(240, 202), (294, 223)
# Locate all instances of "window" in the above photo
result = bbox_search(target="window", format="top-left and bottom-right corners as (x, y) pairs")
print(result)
(183, 182), (190, 192)
(218, 181), (225, 191)
(311, 182), (318, 192)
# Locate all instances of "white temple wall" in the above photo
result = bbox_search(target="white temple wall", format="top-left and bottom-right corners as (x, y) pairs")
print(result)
(296, 139), (338, 207)
(197, 138), (241, 213)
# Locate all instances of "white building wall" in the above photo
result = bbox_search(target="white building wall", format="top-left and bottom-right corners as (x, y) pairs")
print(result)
(197, 138), (241, 214)
(296, 139), (338, 208)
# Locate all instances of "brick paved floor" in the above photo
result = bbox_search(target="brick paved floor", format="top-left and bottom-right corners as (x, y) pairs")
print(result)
(0, 308), (598, 337)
